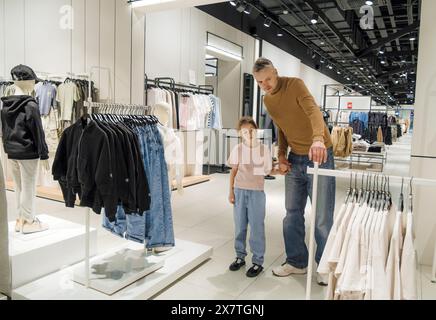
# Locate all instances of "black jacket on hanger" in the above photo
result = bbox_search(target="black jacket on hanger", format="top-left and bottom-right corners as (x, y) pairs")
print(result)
(52, 117), (151, 221)
(0, 95), (49, 160)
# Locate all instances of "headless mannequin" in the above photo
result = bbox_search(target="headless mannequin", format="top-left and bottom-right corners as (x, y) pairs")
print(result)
(11, 80), (49, 233)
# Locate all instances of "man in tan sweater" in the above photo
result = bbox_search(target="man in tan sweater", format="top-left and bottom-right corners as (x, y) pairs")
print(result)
(253, 58), (336, 285)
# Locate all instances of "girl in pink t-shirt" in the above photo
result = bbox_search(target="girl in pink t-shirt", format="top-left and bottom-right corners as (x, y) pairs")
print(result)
(227, 117), (277, 277)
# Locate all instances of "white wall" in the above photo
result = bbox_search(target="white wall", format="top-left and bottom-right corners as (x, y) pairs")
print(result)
(299, 63), (339, 107)
(145, 7), (255, 86)
(0, 0), (145, 104)
(260, 42), (339, 107)
(262, 41), (301, 78)
(144, 7), (256, 126)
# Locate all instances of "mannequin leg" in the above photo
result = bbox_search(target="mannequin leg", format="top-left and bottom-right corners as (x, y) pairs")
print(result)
(9, 160), (23, 220)
(17, 159), (39, 223)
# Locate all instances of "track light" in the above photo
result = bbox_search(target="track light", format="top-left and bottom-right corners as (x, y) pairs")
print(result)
(379, 50), (384, 54)
(346, 77), (351, 81)
(366, 1), (373, 6)
(328, 64), (333, 70)
(277, 30), (283, 37)
(264, 17), (272, 28)
(409, 35), (416, 41)
(283, 10), (289, 15)
(381, 60), (386, 64)
(243, 5), (251, 15)
(337, 70), (341, 75)
(320, 58), (325, 64)
(229, 1), (237, 6)
(311, 13), (318, 24)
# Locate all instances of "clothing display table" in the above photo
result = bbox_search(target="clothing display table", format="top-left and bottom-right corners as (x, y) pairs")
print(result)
(12, 239), (212, 300)
(9, 214), (97, 289)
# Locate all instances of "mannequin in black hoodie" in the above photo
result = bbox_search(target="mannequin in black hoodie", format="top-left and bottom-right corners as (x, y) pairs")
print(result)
(1, 76), (49, 234)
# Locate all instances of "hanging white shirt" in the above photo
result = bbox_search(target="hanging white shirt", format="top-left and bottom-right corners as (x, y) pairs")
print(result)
(386, 210), (403, 300)
(400, 211), (417, 300)
(336, 201), (369, 295)
(318, 203), (348, 275)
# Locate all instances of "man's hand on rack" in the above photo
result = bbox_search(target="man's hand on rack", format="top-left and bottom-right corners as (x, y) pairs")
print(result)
(309, 141), (328, 164)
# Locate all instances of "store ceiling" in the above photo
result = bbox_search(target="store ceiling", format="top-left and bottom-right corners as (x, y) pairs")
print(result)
(199, 0), (420, 107)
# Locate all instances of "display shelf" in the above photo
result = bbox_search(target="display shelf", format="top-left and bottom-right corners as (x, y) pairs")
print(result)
(12, 239), (212, 300)
(171, 175), (210, 190)
(9, 214), (97, 289)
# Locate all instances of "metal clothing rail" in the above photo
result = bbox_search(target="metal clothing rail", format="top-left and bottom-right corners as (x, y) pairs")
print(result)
(305, 165), (436, 300)
(144, 74), (214, 106)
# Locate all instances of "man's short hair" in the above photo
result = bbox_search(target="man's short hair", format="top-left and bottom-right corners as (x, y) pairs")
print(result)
(253, 57), (274, 73)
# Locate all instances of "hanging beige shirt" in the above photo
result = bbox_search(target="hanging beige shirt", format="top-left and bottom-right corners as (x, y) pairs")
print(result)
(56, 82), (80, 121)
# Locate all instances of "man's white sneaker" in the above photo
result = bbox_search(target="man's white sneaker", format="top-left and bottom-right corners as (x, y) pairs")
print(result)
(21, 218), (49, 235)
(317, 273), (328, 286)
(272, 263), (307, 277)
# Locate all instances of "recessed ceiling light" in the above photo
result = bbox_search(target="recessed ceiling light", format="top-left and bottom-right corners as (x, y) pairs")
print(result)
(230, 1), (237, 6)
(328, 65), (333, 70)
(409, 36), (416, 41)
(366, 1), (374, 5)
(277, 31), (283, 37)
(264, 17), (272, 28)
(311, 13), (318, 24)
(283, 10), (289, 15)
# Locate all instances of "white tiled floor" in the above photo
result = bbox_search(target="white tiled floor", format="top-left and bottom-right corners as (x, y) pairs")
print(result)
(5, 133), (436, 300)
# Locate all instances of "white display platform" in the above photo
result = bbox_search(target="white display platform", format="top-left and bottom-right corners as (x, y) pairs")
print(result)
(72, 242), (167, 295)
(9, 214), (97, 289)
(12, 239), (212, 300)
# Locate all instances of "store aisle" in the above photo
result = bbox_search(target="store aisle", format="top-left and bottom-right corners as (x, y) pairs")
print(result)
(4, 133), (435, 300)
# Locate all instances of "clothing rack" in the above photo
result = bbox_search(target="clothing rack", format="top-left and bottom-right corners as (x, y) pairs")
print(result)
(144, 74), (214, 106)
(81, 100), (153, 289)
(305, 165), (436, 300)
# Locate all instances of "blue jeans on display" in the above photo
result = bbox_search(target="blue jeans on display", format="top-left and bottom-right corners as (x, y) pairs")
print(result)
(130, 125), (175, 248)
(233, 188), (266, 266)
(102, 125), (175, 249)
(284, 147), (336, 269)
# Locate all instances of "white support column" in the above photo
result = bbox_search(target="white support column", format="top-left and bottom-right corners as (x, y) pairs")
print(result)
(410, 0), (436, 268)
